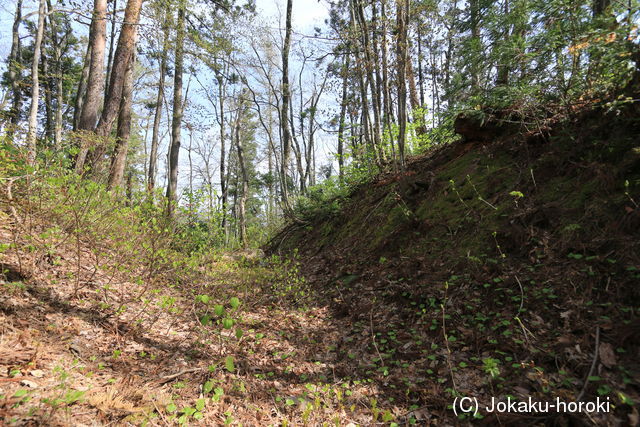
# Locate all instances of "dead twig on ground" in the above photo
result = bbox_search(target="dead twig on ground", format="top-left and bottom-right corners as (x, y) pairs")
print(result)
(576, 326), (600, 402)
(158, 367), (202, 385)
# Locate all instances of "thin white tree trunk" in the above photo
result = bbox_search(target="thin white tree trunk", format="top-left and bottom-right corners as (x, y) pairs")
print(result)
(26, 0), (47, 166)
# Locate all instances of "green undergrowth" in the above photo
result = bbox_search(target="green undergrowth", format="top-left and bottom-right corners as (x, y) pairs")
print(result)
(0, 157), (308, 345)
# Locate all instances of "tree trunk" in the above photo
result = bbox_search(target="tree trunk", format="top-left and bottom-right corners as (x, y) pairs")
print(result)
(442, 0), (458, 106)
(94, 0), (143, 138)
(7, 0), (23, 136)
(355, 0), (383, 164)
(370, 1), (384, 148)
(166, 0), (186, 217)
(469, 0), (480, 92)
(43, 54), (54, 143)
(108, 44), (136, 190)
(187, 128), (193, 216)
(417, 25), (425, 107)
(495, 0), (511, 87)
(280, 0), (293, 210)
(305, 99), (315, 187)
(396, 0), (409, 167)
(74, 0), (108, 172)
(79, 0), (108, 118)
(104, 0), (118, 99)
(148, 16), (169, 193)
(73, 45), (91, 131)
(215, 66), (228, 234)
(407, 60), (427, 137)
(291, 91), (305, 193)
(54, 69), (64, 150)
(428, 37), (441, 122)
(267, 110), (274, 218)
(26, 0), (47, 166)
(349, 0), (372, 163)
(380, 0), (395, 162)
(337, 54), (349, 182)
(47, 6), (65, 151)
(89, 0), (143, 171)
(234, 95), (249, 248)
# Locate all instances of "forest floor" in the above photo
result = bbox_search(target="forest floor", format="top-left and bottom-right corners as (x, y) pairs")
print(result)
(1, 195), (638, 426)
(1, 104), (640, 426)
(1, 209), (496, 426)
(0, 222), (414, 426)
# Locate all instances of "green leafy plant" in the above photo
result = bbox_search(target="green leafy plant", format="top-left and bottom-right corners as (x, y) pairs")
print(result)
(483, 358), (501, 379)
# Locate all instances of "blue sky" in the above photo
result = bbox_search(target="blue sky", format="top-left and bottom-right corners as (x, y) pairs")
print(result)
(0, 0), (330, 71)
(0, 0), (334, 200)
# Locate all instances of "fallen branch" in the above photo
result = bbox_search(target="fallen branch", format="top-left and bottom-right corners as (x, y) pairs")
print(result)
(576, 326), (600, 402)
(158, 367), (202, 385)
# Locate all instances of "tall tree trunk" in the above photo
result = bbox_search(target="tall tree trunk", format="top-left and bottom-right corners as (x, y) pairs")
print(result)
(26, 0), (47, 166)
(79, 0), (107, 114)
(380, 0), (395, 162)
(142, 114), (150, 187)
(407, 60), (427, 137)
(349, 0), (372, 163)
(428, 37), (441, 122)
(305, 98), (315, 186)
(469, 0), (480, 92)
(267, 111), (274, 219)
(280, 0), (293, 210)
(148, 16), (169, 193)
(187, 128), (194, 216)
(304, 77), (326, 187)
(215, 66), (228, 234)
(47, 5), (66, 151)
(495, 0), (511, 86)
(7, 0), (23, 136)
(337, 54), (349, 182)
(370, 1), (383, 139)
(89, 0), (143, 171)
(93, 0), (141, 134)
(396, 0), (409, 167)
(166, 0), (186, 217)
(74, 0), (108, 172)
(73, 45), (91, 131)
(417, 25), (425, 107)
(442, 0), (458, 106)
(234, 96), (249, 248)
(230, 145), (239, 239)
(355, 0), (383, 164)
(104, 0), (118, 99)
(54, 69), (64, 150)
(43, 54), (54, 143)
(290, 98), (305, 194)
(108, 44), (136, 190)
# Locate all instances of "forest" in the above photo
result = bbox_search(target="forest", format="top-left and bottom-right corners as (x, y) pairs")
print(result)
(0, 0), (639, 424)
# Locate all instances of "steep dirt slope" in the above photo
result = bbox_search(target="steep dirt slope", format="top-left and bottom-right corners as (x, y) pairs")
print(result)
(273, 104), (640, 424)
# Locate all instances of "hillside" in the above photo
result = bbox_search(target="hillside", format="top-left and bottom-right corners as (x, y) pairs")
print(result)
(270, 103), (640, 424)
(1, 103), (639, 426)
